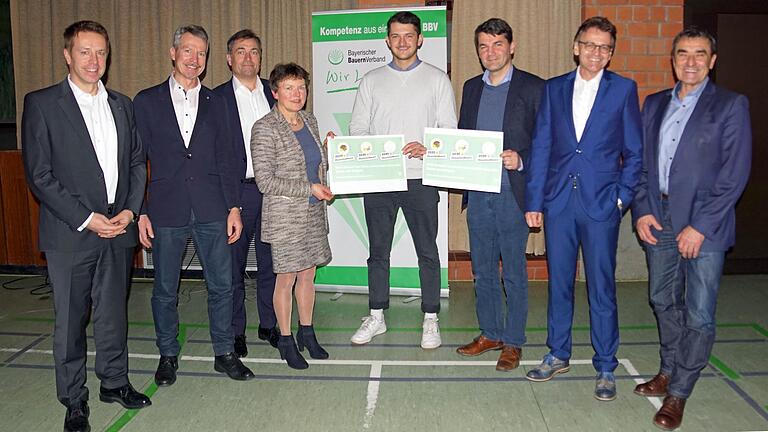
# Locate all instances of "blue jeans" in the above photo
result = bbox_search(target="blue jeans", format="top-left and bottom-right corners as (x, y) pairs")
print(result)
(646, 199), (724, 398)
(151, 212), (234, 356)
(467, 186), (528, 347)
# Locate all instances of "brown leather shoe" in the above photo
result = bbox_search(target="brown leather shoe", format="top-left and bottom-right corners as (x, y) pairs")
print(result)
(495, 346), (522, 371)
(456, 335), (503, 356)
(653, 395), (686, 430)
(634, 372), (670, 397)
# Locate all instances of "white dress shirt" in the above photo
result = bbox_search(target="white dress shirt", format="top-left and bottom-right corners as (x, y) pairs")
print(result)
(69, 77), (119, 231)
(232, 76), (271, 179)
(572, 67), (603, 142)
(169, 74), (201, 148)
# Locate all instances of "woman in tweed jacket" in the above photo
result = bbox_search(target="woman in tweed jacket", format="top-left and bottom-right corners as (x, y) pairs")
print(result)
(251, 63), (332, 369)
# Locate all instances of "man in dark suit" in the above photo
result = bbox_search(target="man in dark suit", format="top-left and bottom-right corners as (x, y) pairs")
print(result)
(214, 29), (278, 357)
(631, 27), (751, 430)
(22, 20), (151, 432)
(454, 18), (543, 372)
(524, 16), (642, 401)
(134, 24), (254, 386)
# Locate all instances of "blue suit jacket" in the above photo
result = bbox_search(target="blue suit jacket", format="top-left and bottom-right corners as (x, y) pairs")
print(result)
(458, 68), (544, 210)
(525, 69), (643, 221)
(213, 77), (276, 197)
(134, 81), (239, 227)
(631, 81), (752, 251)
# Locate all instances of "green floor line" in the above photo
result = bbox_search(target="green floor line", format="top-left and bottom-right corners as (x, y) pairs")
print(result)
(751, 323), (768, 338)
(105, 325), (188, 432)
(709, 354), (741, 380)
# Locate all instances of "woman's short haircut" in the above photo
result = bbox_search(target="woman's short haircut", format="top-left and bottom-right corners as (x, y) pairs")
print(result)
(269, 63), (310, 92)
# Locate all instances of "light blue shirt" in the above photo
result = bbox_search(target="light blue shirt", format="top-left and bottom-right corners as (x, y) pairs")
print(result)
(658, 77), (709, 194)
(388, 57), (422, 72)
(481, 65), (514, 86)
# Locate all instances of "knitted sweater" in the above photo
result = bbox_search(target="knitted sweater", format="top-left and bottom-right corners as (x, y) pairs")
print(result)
(349, 61), (458, 179)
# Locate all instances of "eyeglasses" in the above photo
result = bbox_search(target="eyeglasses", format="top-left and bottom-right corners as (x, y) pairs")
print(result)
(578, 41), (614, 55)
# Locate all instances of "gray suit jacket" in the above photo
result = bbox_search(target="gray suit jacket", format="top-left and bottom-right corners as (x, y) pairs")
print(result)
(22, 79), (146, 252)
(251, 107), (328, 243)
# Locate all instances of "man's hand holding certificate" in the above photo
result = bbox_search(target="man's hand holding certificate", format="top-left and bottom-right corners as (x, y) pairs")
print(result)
(327, 135), (408, 195)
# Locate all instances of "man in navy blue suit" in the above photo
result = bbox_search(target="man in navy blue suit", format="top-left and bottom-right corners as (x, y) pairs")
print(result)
(454, 18), (543, 372)
(524, 16), (642, 401)
(631, 27), (751, 430)
(134, 24), (254, 386)
(214, 30), (278, 357)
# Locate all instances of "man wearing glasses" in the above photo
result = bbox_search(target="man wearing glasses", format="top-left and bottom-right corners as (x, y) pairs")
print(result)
(524, 16), (642, 401)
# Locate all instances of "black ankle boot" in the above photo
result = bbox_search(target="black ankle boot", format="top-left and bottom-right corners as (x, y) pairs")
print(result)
(277, 334), (308, 369)
(296, 325), (330, 359)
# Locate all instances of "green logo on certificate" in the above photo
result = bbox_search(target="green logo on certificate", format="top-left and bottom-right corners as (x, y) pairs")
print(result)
(422, 128), (503, 193)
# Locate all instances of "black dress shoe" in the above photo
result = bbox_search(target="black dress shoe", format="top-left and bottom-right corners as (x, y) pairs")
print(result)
(258, 326), (279, 348)
(64, 401), (90, 432)
(154, 355), (178, 386)
(234, 334), (248, 358)
(99, 383), (152, 409)
(214, 352), (255, 380)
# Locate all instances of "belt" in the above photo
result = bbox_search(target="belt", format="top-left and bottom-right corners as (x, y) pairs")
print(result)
(242, 178), (257, 184)
(107, 203), (116, 215)
(661, 193), (669, 200)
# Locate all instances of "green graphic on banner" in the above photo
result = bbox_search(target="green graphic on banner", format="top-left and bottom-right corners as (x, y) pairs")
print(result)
(328, 198), (409, 251)
(332, 112), (352, 136)
(329, 197), (368, 248)
(312, 9), (446, 42)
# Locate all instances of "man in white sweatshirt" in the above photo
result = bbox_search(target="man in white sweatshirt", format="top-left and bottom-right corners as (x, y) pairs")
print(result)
(349, 11), (457, 349)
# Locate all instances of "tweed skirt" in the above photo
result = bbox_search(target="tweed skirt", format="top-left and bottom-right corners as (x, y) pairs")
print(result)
(270, 202), (332, 273)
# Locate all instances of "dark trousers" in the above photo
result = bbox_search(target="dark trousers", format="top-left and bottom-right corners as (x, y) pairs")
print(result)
(46, 242), (132, 407)
(363, 179), (441, 313)
(151, 212), (234, 356)
(646, 199), (725, 398)
(544, 191), (620, 372)
(230, 183), (276, 336)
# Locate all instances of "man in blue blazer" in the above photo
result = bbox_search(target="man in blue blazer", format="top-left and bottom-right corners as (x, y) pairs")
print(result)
(214, 30), (278, 357)
(631, 27), (751, 430)
(455, 18), (543, 372)
(134, 25), (254, 386)
(524, 17), (642, 401)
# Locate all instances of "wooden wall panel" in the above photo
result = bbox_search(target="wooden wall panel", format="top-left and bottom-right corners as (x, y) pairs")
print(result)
(0, 167), (7, 264)
(0, 151), (43, 265)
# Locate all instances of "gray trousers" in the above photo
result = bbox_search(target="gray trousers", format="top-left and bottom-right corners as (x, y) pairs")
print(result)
(363, 179), (441, 313)
(46, 242), (132, 407)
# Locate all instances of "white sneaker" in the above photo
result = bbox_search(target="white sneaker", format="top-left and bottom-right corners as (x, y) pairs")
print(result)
(350, 315), (387, 345)
(421, 316), (441, 349)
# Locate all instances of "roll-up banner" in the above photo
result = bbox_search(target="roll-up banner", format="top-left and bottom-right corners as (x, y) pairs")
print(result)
(311, 6), (449, 297)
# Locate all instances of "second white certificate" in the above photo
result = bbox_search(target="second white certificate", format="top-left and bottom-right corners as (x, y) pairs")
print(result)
(422, 128), (504, 193)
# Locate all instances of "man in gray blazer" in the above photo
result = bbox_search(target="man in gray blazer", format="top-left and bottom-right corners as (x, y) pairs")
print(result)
(22, 20), (150, 432)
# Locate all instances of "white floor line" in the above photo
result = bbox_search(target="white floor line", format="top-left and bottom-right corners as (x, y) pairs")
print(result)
(363, 362), (382, 429)
(1, 349), (594, 366)
(620, 358), (662, 410)
(0, 348), (606, 367)
(0, 347), (666, 414)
